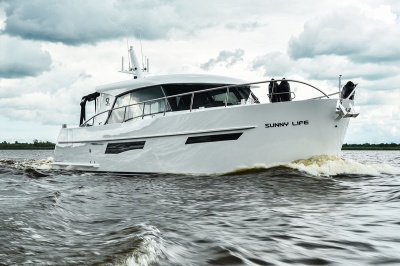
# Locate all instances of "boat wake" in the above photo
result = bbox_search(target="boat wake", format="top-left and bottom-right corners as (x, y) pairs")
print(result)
(0, 157), (54, 170)
(226, 155), (400, 177)
(2, 155), (399, 178)
(104, 224), (166, 266)
(289, 155), (400, 177)
(0, 157), (55, 178)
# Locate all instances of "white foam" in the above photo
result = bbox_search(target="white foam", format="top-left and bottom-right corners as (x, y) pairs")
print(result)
(225, 155), (400, 177)
(36, 157), (54, 170)
(286, 155), (400, 177)
(115, 224), (166, 266)
(1, 157), (55, 171)
(65, 165), (78, 171)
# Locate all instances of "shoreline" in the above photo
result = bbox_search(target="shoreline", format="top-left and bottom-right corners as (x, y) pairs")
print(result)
(0, 147), (55, 150)
(342, 147), (400, 151)
(1, 142), (399, 151)
(0, 147), (399, 151)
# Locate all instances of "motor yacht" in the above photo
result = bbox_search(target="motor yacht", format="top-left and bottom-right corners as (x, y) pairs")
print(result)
(52, 47), (359, 174)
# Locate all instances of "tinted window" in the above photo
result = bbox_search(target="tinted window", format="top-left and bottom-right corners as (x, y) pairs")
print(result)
(162, 84), (250, 111)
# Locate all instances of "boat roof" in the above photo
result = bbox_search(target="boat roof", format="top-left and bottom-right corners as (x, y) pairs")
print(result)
(95, 74), (247, 96)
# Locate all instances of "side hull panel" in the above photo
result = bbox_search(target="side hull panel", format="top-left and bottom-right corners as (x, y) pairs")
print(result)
(53, 99), (351, 174)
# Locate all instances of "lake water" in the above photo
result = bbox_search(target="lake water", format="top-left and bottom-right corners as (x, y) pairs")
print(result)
(1, 150), (400, 265)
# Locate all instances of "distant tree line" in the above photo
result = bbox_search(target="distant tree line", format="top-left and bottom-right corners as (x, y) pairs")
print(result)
(1, 140), (398, 150)
(342, 143), (400, 150)
(0, 140), (55, 150)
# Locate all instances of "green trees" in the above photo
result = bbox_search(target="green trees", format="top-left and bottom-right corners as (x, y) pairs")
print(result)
(0, 141), (398, 150)
(342, 143), (400, 150)
(0, 141), (55, 150)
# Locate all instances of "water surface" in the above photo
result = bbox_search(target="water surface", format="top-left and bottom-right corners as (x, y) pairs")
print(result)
(1, 150), (400, 265)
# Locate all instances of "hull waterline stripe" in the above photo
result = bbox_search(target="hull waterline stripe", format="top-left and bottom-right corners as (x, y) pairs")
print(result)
(51, 162), (100, 168)
(57, 126), (256, 144)
(50, 166), (159, 176)
(185, 132), (243, 144)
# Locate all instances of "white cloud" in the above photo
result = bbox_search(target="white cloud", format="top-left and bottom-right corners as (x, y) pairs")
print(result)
(0, 2), (5, 30)
(345, 103), (400, 143)
(393, 106), (400, 120)
(225, 21), (267, 31)
(0, 0), (399, 144)
(2, 0), (183, 44)
(252, 52), (293, 77)
(201, 49), (245, 70)
(1, 0), (361, 45)
(288, 6), (400, 63)
(359, 3), (398, 24)
(0, 35), (51, 78)
(252, 52), (400, 88)
(2, 0), (275, 45)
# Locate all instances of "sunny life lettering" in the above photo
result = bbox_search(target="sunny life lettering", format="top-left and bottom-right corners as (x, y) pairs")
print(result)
(265, 120), (309, 128)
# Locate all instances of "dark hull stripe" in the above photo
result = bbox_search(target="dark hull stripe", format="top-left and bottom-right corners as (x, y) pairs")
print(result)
(185, 132), (243, 144)
(105, 141), (145, 154)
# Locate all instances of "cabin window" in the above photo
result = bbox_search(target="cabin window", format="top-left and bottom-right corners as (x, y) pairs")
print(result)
(107, 86), (169, 124)
(108, 93), (131, 123)
(162, 84), (251, 111)
(128, 86), (167, 119)
(106, 83), (252, 124)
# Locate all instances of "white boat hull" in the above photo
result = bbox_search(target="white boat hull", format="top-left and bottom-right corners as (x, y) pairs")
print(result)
(53, 99), (352, 175)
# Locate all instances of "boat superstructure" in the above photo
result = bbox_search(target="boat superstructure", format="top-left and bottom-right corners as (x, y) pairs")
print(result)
(52, 47), (359, 174)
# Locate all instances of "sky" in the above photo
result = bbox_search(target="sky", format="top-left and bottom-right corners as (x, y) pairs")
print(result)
(0, 0), (399, 144)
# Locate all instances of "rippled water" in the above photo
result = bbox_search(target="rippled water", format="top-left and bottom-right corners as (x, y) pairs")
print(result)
(1, 150), (400, 266)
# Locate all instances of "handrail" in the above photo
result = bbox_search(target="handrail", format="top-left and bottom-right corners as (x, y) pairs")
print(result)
(312, 91), (339, 100)
(80, 79), (328, 127)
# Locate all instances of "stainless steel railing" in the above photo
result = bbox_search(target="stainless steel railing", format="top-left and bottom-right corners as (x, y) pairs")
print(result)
(80, 79), (328, 127)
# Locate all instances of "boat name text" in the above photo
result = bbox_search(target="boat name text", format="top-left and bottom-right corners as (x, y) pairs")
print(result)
(265, 120), (309, 128)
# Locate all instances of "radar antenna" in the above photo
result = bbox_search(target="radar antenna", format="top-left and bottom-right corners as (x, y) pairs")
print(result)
(118, 29), (150, 78)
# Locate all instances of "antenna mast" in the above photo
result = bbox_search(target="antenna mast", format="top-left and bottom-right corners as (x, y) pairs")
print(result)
(118, 29), (150, 78)
(139, 30), (145, 70)
(125, 28), (131, 70)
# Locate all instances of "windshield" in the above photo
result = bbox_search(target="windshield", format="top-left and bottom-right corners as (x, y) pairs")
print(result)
(107, 86), (167, 124)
